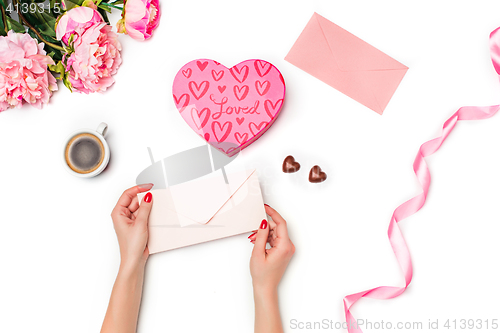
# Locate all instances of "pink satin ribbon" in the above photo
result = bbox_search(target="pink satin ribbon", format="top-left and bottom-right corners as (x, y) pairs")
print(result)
(343, 27), (500, 333)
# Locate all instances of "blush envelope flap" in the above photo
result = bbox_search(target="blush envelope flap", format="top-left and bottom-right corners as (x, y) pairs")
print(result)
(167, 169), (256, 226)
(315, 13), (407, 72)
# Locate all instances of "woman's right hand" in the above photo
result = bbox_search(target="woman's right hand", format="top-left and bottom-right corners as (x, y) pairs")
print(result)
(249, 205), (295, 293)
(110, 184), (154, 270)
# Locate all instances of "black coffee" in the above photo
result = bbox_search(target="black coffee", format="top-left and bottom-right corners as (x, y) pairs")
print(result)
(65, 133), (105, 174)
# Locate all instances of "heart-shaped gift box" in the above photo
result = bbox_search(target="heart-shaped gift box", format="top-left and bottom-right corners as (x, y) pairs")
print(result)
(173, 59), (286, 156)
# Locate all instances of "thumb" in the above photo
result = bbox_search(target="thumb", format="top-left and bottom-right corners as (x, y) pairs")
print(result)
(252, 219), (269, 257)
(136, 192), (153, 226)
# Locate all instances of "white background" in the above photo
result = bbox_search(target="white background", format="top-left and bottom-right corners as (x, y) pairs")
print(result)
(1, 0), (500, 332)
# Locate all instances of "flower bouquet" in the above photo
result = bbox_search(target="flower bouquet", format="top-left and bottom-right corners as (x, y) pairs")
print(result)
(0, 0), (160, 112)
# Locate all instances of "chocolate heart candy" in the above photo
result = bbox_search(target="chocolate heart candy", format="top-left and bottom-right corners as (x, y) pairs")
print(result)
(309, 165), (327, 183)
(282, 155), (301, 173)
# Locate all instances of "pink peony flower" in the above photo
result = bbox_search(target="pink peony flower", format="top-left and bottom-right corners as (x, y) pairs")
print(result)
(117, 0), (160, 41)
(0, 31), (58, 112)
(56, 7), (122, 94)
(56, 6), (103, 45)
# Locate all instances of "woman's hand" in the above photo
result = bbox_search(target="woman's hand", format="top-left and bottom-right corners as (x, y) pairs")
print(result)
(102, 184), (154, 333)
(249, 205), (294, 333)
(110, 184), (154, 269)
(250, 205), (295, 293)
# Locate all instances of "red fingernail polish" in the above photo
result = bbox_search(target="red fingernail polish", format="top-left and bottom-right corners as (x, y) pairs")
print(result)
(260, 219), (267, 229)
(264, 204), (270, 208)
(144, 192), (152, 203)
(248, 232), (256, 239)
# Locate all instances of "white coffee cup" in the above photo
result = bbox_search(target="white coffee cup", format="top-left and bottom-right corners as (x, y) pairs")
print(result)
(63, 123), (110, 178)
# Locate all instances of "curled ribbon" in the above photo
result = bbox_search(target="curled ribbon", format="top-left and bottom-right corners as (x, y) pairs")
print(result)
(343, 26), (500, 333)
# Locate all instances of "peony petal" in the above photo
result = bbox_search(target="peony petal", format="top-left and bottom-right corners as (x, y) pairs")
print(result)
(55, 14), (69, 40)
(125, 0), (147, 23)
(69, 6), (98, 24)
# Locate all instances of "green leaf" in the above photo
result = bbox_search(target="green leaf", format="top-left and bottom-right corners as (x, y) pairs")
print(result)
(6, 17), (26, 33)
(43, 43), (63, 61)
(97, 0), (122, 10)
(27, 27), (38, 39)
(48, 60), (73, 92)
(97, 4), (111, 13)
(0, 6), (7, 36)
(21, 6), (58, 38)
(27, 28), (64, 61)
(63, 0), (84, 10)
(62, 78), (73, 92)
(49, 0), (64, 17)
(48, 61), (66, 74)
(97, 7), (109, 23)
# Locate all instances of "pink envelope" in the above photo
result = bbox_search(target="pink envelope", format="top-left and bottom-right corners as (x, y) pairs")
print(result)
(285, 13), (408, 115)
(137, 169), (265, 253)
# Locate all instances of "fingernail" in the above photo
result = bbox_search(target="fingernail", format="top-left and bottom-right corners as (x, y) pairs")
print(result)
(138, 183), (154, 190)
(248, 232), (256, 239)
(144, 192), (152, 203)
(260, 219), (267, 229)
(264, 204), (271, 208)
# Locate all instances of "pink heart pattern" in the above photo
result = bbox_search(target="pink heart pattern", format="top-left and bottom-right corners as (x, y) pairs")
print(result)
(173, 59), (286, 156)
